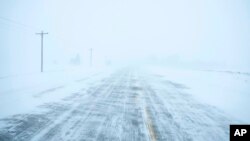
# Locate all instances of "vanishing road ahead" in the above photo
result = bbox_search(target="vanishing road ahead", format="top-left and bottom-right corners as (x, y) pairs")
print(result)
(0, 69), (235, 141)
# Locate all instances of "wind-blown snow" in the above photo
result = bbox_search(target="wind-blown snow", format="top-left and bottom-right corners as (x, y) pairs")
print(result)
(0, 67), (112, 118)
(1, 0), (250, 140)
(145, 66), (250, 123)
(0, 66), (248, 141)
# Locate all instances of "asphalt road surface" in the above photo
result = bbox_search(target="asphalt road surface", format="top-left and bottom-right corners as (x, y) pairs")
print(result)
(0, 69), (234, 141)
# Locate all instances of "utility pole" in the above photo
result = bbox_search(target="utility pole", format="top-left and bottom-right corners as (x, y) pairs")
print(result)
(89, 48), (93, 67)
(36, 31), (48, 72)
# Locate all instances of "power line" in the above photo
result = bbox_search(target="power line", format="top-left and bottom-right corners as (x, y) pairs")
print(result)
(0, 16), (38, 30)
(0, 16), (66, 40)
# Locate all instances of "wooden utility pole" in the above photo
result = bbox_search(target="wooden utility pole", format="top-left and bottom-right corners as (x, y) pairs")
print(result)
(36, 31), (48, 72)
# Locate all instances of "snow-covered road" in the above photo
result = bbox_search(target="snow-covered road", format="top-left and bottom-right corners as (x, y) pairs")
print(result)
(0, 68), (238, 141)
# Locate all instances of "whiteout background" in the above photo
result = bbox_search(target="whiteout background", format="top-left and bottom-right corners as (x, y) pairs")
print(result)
(0, 0), (250, 126)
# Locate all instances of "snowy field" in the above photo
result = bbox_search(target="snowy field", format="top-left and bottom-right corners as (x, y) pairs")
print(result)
(145, 66), (250, 123)
(0, 66), (248, 141)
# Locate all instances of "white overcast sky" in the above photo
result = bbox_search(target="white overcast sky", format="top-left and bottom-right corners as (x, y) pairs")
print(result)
(0, 0), (250, 74)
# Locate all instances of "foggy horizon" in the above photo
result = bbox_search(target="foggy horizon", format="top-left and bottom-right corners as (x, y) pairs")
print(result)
(1, 0), (250, 76)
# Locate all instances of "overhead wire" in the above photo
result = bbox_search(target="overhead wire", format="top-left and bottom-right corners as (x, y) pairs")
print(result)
(0, 16), (40, 31)
(0, 15), (67, 40)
